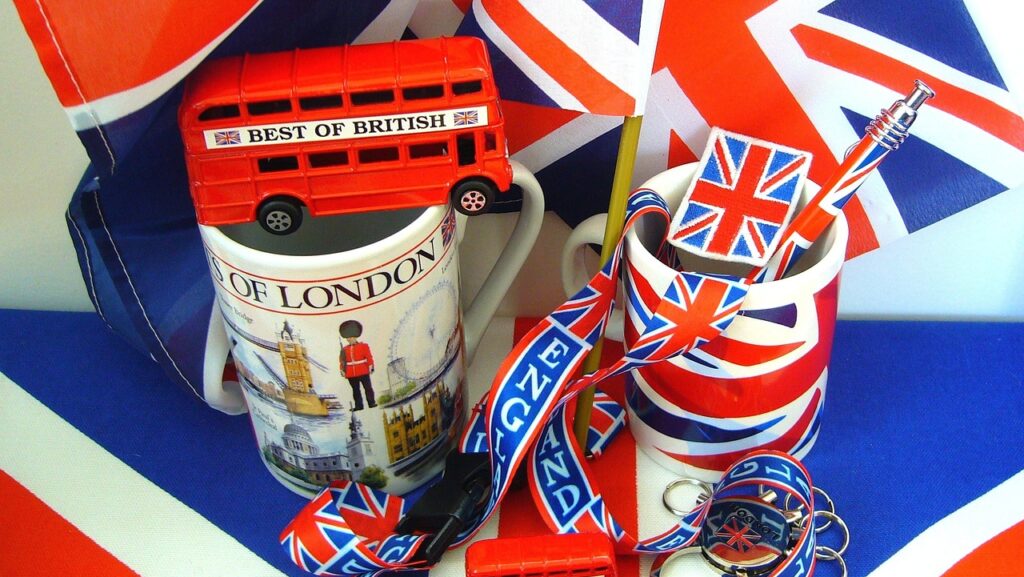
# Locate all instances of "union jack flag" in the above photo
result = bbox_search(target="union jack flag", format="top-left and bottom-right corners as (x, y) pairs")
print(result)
(452, 110), (479, 126)
(669, 129), (810, 267)
(213, 129), (241, 146)
(456, 0), (665, 116)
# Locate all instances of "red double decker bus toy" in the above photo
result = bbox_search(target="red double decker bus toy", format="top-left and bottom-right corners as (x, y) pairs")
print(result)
(178, 37), (513, 234)
(465, 533), (617, 577)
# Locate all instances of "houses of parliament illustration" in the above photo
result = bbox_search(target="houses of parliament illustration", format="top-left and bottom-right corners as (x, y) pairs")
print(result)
(382, 382), (455, 464)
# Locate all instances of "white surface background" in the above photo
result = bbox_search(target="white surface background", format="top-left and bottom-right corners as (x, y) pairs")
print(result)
(0, 1), (1021, 320)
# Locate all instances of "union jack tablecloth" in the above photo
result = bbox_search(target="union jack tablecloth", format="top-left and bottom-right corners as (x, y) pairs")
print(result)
(1, 309), (1022, 577)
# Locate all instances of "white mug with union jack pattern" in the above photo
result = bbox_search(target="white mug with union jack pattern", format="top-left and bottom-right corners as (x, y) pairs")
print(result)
(562, 163), (848, 481)
(199, 161), (543, 496)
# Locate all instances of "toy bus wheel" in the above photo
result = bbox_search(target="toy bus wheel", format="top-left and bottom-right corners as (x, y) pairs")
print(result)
(452, 180), (496, 216)
(258, 198), (303, 235)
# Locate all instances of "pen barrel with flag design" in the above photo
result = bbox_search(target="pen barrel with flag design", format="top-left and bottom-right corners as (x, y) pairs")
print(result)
(754, 81), (935, 283)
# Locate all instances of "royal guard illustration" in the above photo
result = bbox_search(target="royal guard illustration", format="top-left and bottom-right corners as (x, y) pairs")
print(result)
(339, 320), (376, 411)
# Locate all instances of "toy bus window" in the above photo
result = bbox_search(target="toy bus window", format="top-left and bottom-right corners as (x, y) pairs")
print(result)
(300, 94), (344, 111)
(351, 89), (395, 106)
(308, 151), (349, 168)
(409, 142), (448, 159)
(248, 99), (292, 116)
(403, 85), (444, 101)
(198, 104), (241, 121)
(484, 131), (497, 151)
(452, 80), (483, 95)
(257, 155), (299, 173)
(358, 147), (400, 164)
(457, 134), (476, 166)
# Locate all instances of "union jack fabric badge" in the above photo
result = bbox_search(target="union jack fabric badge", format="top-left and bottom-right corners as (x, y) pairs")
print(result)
(668, 128), (811, 267)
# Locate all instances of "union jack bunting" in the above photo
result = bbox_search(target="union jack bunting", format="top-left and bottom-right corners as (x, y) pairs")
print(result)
(668, 129), (810, 267)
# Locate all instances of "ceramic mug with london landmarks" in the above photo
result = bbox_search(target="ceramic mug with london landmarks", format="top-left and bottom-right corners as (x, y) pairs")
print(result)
(200, 161), (543, 496)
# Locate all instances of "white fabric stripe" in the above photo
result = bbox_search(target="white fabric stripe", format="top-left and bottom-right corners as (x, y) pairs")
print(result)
(635, 69), (712, 188)
(520, 0), (646, 98)
(512, 114), (622, 173)
(408, 0), (466, 38)
(867, 469), (1024, 577)
(352, 0), (419, 45)
(634, 0), (667, 116)
(0, 372), (286, 577)
(62, 2), (263, 131)
(473, 0), (585, 112)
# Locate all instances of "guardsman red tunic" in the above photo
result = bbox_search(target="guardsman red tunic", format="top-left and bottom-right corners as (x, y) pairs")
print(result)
(341, 342), (374, 378)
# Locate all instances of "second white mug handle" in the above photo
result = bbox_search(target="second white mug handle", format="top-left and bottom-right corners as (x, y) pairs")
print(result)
(462, 160), (545, 364)
(560, 212), (625, 342)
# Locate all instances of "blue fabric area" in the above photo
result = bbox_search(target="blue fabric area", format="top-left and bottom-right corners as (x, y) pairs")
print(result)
(2, 310), (1022, 575)
(805, 320), (1024, 575)
(0, 310), (310, 576)
(843, 108), (1007, 234)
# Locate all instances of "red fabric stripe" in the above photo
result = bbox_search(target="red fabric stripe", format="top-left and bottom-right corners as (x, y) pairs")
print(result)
(13, 0), (258, 106)
(943, 520), (1024, 577)
(0, 468), (139, 577)
(759, 154), (806, 191)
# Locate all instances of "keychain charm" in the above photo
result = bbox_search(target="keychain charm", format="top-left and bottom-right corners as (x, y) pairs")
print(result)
(700, 496), (795, 576)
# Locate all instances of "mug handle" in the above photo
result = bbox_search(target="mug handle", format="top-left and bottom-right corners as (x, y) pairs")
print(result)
(560, 212), (625, 342)
(462, 159), (545, 363)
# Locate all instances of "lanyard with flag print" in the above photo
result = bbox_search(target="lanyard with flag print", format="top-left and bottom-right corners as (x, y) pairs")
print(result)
(280, 189), (818, 576)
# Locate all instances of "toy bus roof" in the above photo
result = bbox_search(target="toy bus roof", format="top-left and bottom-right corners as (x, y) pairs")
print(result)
(182, 37), (493, 109)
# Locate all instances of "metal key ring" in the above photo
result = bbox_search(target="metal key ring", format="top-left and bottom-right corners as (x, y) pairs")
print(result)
(662, 478), (713, 516)
(815, 545), (848, 577)
(785, 486), (836, 532)
(813, 510), (850, 557)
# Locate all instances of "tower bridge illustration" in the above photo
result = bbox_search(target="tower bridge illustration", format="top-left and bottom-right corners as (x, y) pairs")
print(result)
(225, 313), (341, 416)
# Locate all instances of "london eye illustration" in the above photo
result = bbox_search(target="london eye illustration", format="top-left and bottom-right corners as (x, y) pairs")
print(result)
(381, 281), (462, 408)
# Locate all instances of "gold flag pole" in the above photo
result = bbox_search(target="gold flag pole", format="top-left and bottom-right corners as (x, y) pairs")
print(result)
(572, 114), (644, 448)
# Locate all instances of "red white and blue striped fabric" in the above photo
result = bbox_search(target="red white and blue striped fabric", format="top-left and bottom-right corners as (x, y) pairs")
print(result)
(3, 310), (1024, 576)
